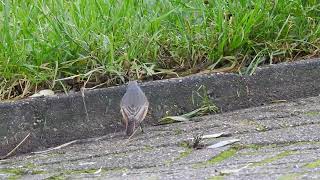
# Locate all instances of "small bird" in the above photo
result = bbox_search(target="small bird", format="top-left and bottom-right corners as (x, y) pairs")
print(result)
(120, 81), (149, 136)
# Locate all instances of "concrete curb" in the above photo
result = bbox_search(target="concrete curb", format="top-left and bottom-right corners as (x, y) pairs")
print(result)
(0, 59), (320, 156)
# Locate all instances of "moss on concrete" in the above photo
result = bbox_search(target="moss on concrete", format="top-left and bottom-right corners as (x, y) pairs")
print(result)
(179, 141), (190, 148)
(207, 148), (237, 165)
(45, 168), (107, 179)
(23, 162), (36, 169)
(278, 173), (302, 180)
(177, 148), (193, 160)
(174, 129), (183, 135)
(232, 144), (264, 151)
(165, 147), (193, 166)
(45, 173), (64, 180)
(0, 166), (46, 179)
(304, 111), (320, 116)
(304, 159), (320, 168)
(253, 151), (295, 167)
(207, 175), (224, 180)
(8, 175), (21, 180)
(278, 173), (301, 180)
(0, 168), (25, 180)
(143, 145), (154, 152)
(0, 168), (25, 175)
(234, 144), (279, 155)
(64, 168), (104, 175)
(193, 148), (238, 168)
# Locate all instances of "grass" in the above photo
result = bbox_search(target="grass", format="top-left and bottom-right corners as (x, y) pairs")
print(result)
(0, 0), (319, 100)
(159, 84), (219, 124)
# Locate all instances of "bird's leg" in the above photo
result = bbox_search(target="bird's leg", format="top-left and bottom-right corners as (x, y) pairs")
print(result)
(140, 123), (145, 133)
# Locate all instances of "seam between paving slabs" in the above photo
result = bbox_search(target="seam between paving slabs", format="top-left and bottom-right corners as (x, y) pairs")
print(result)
(192, 148), (239, 169)
(250, 150), (297, 167)
(193, 142), (320, 170)
(35, 141), (189, 166)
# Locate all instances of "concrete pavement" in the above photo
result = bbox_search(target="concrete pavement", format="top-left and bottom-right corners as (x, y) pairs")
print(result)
(1, 95), (320, 179)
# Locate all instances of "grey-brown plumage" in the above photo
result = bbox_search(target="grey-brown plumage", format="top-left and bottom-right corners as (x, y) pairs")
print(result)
(120, 81), (149, 136)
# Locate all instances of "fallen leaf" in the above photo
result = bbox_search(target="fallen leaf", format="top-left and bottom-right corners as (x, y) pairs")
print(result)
(93, 167), (102, 174)
(202, 132), (230, 139)
(32, 140), (78, 154)
(79, 162), (96, 166)
(159, 116), (190, 124)
(30, 89), (54, 97)
(271, 99), (287, 103)
(207, 139), (240, 149)
(183, 105), (218, 118)
(187, 132), (228, 140)
(220, 164), (251, 175)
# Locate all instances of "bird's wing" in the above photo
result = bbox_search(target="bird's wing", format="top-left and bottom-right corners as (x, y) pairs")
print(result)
(121, 101), (149, 123)
(135, 101), (149, 124)
(136, 105), (149, 124)
(120, 107), (128, 128)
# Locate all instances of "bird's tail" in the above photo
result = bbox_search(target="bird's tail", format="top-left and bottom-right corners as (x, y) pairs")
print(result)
(126, 120), (136, 136)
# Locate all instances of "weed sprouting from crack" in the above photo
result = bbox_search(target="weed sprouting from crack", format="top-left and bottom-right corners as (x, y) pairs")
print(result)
(179, 133), (205, 150)
(191, 133), (205, 149)
(191, 85), (219, 117)
(159, 85), (219, 124)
